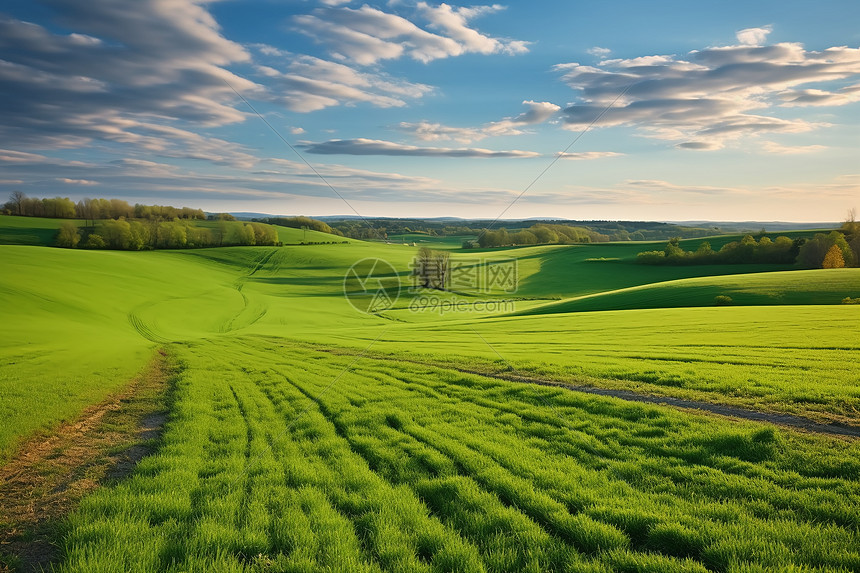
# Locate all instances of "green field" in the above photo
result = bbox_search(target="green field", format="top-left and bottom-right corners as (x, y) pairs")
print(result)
(519, 268), (860, 313)
(0, 215), (88, 246)
(60, 338), (860, 573)
(2, 216), (859, 572)
(387, 233), (473, 250)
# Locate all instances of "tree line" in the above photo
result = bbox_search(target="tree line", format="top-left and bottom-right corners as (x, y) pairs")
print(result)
(320, 217), (722, 241)
(474, 224), (610, 248)
(262, 216), (344, 236)
(3, 192), (206, 222)
(637, 226), (860, 269)
(55, 219), (279, 250)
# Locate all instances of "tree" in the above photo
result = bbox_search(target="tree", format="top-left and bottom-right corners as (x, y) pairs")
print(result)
(531, 225), (559, 244)
(97, 219), (133, 249)
(109, 199), (133, 219)
(797, 234), (831, 268)
(248, 222), (278, 246)
(850, 235), (860, 268)
(433, 250), (450, 289)
(511, 230), (538, 245)
(76, 198), (99, 225)
(843, 208), (859, 236)
(414, 247), (434, 288)
(8, 191), (25, 215)
(664, 237), (685, 259)
(241, 223), (255, 245)
(413, 247), (449, 289)
(84, 233), (106, 248)
(213, 220), (228, 246)
(695, 241), (713, 259)
(55, 222), (80, 248)
(822, 244), (845, 269)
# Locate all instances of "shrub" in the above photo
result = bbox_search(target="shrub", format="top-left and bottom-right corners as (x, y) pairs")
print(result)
(714, 295), (733, 306)
(822, 244), (845, 269)
(636, 251), (666, 264)
(84, 233), (106, 248)
(55, 222), (80, 248)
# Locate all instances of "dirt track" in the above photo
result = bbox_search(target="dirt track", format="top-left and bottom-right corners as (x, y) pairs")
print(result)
(0, 351), (173, 573)
(502, 373), (860, 438)
(316, 345), (860, 439)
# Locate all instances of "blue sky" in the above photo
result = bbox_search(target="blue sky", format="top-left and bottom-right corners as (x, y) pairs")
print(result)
(1, 0), (859, 221)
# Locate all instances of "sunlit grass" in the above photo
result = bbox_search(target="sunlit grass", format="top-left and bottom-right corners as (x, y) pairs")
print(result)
(59, 338), (860, 572)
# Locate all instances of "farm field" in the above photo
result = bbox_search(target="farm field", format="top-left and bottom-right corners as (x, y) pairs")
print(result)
(6, 1), (860, 571)
(1, 216), (860, 572)
(59, 337), (860, 573)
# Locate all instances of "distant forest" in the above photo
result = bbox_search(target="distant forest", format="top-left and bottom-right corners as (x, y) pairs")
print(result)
(314, 217), (721, 242)
(2, 193), (280, 250)
(3, 191), (207, 222)
(6, 192), (854, 258)
(54, 219), (280, 250)
(637, 215), (860, 269)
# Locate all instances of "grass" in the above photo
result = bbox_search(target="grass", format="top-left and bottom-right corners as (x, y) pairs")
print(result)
(518, 268), (860, 313)
(0, 245), (238, 457)
(57, 337), (860, 572)
(318, 305), (860, 424)
(387, 234), (473, 249)
(0, 214), (349, 247)
(1, 215), (858, 571)
(0, 215), (86, 246)
(0, 350), (175, 571)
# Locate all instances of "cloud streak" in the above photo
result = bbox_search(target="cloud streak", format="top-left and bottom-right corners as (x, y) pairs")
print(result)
(555, 29), (860, 150)
(300, 138), (541, 158)
(293, 3), (528, 65)
(254, 52), (433, 112)
(399, 100), (560, 143)
(0, 1), (258, 166)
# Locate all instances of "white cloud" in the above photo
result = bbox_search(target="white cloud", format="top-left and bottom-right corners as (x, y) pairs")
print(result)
(624, 179), (748, 196)
(300, 138), (541, 158)
(397, 121), (486, 143)
(778, 86), (860, 107)
(293, 3), (528, 65)
(736, 26), (772, 46)
(0, 149), (482, 205)
(761, 141), (828, 154)
(558, 151), (623, 160)
(417, 2), (528, 56)
(555, 31), (860, 150)
(0, 3), (257, 158)
(587, 46), (611, 57)
(0, 149), (51, 163)
(258, 55), (433, 112)
(57, 178), (98, 185)
(290, 127), (306, 135)
(399, 100), (560, 143)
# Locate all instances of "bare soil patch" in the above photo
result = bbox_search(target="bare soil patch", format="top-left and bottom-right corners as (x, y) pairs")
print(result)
(0, 350), (176, 572)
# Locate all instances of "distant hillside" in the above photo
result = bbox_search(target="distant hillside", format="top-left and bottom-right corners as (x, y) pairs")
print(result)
(671, 221), (838, 232)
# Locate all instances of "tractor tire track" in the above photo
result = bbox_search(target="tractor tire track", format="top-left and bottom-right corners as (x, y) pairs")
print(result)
(311, 346), (860, 438)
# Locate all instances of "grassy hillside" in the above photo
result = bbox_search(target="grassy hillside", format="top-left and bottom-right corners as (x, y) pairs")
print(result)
(0, 215), (86, 246)
(3, 226), (859, 458)
(387, 233), (472, 249)
(0, 214), (346, 248)
(0, 245), (243, 456)
(2, 216), (859, 572)
(59, 337), (860, 573)
(519, 268), (860, 314)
